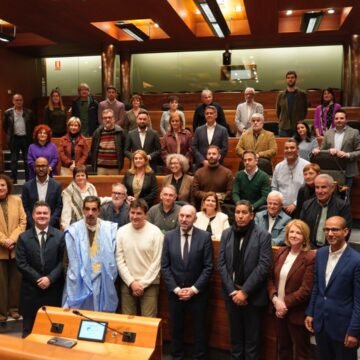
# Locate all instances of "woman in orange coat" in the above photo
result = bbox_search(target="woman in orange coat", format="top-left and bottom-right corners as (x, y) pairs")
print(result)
(267, 219), (315, 360)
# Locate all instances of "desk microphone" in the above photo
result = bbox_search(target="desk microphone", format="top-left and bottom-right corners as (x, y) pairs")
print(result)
(42, 306), (64, 334)
(72, 310), (136, 343)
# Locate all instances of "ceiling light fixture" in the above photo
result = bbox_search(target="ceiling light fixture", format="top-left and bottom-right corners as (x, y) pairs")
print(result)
(300, 11), (323, 33)
(115, 22), (149, 41)
(0, 22), (16, 43)
(286, 10), (293, 16)
(327, 8), (335, 14)
(195, 0), (230, 38)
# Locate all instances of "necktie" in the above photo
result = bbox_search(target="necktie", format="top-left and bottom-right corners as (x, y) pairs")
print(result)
(183, 233), (189, 266)
(40, 231), (46, 266)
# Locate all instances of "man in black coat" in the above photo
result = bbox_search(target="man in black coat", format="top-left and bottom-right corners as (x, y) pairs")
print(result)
(16, 201), (65, 337)
(21, 157), (63, 229)
(161, 205), (214, 359)
(124, 110), (161, 171)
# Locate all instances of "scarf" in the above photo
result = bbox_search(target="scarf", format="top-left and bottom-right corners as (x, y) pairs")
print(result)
(321, 102), (335, 132)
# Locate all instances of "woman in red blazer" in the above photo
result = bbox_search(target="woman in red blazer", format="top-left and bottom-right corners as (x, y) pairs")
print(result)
(267, 219), (315, 360)
(58, 117), (89, 175)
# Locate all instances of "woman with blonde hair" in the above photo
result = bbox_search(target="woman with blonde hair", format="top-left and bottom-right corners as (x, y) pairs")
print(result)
(194, 192), (230, 240)
(123, 150), (158, 207)
(58, 117), (89, 175)
(267, 219), (315, 360)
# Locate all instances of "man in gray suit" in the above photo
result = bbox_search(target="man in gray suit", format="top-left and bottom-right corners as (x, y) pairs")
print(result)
(234, 87), (264, 136)
(218, 200), (272, 359)
(192, 105), (228, 168)
(125, 110), (161, 171)
(313, 109), (360, 188)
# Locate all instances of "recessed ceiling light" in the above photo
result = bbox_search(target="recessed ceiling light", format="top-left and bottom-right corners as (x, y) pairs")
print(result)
(327, 8), (335, 14)
(286, 10), (293, 16)
(235, 5), (242, 12)
(154, 22), (159, 28)
(195, 9), (201, 15)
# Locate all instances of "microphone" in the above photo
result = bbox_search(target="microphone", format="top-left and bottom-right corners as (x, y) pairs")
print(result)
(72, 310), (136, 343)
(42, 306), (64, 334)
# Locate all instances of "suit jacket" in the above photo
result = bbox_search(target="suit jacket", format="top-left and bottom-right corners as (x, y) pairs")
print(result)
(319, 126), (360, 177)
(234, 101), (264, 135)
(58, 133), (89, 168)
(236, 128), (277, 160)
(3, 107), (35, 145)
(162, 174), (193, 204)
(267, 247), (315, 325)
(0, 195), (27, 260)
(161, 129), (193, 163)
(218, 223), (272, 306)
(21, 178), (63, 229)
(16, 226), (65, 319)
(122, 171), (158, 207)
(306, 245), (360, 341)
(125, 128), (161, 168)
(161, 226), (214, 293)
(192, 124), (228, 166)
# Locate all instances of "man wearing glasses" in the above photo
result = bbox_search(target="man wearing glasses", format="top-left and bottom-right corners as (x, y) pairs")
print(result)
(99, 183), (129, 228)
(305, 216), (360, 360)
(234, 87), (264, 136)
(300, 173), (351, 248)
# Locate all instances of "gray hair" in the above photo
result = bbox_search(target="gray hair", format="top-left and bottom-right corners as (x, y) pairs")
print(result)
(315, 173), (334, 187)
(165, 153), (190, 173)
(267, 190), (284, 203)
(251, 113), (264, 122)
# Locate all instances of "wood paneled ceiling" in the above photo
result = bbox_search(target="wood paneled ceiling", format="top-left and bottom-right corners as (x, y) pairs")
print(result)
(0, 0), (359, 57)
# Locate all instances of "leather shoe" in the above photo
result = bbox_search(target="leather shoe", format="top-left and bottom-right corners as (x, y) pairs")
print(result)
(9, 311), (20, 320)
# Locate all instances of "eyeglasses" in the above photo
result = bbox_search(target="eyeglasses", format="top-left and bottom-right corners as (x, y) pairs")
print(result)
(112, 192), (126, 196)
(323, 227), (343, 233)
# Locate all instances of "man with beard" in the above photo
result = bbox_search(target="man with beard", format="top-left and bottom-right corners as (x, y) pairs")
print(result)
(97, 85), (126, 127)
(276, 71), (308, 137)
(218, 200), (272, 359)
(192, 105), (228, 169)
(192, 145), (234, 208)
(62, 196), (118, 312)
(125, 110), (161, 171)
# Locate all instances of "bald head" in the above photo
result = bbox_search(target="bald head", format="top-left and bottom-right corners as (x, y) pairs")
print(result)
(178, 205), (197, 232)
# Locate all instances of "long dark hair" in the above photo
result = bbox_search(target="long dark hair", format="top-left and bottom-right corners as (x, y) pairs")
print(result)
(294, 120), (312, 143)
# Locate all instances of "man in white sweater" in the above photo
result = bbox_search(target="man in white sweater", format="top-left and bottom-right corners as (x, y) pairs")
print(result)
(115, 199), (163, 317)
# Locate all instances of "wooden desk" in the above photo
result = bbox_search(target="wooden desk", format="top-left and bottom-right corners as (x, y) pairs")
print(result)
(27, 307), (162, 359)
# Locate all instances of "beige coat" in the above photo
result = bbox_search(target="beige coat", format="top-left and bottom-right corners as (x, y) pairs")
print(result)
(235, 128), (278, 160)
(0, 195), (27, 259)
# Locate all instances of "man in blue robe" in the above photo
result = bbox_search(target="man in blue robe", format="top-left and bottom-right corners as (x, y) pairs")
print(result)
(62, 195), (118, 312)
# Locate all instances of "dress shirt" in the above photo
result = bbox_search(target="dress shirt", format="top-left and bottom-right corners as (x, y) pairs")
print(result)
(174, 227), (199, 295)
(35, 226), (49, 246)
(325, 243), (347, 286)
(272, 157), (309, 206)
(206, 123), (216, 145)
(268, 215), (276, 233)
(36, 176), (50, 201)
(244, 167), (258, 181)
(138, 128), (147, 148)
(13, 109), (26, 136)
(334, 127), (346, 150)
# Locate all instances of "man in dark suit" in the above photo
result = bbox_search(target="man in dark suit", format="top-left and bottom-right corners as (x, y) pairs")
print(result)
(3, 93), (35, 183)
(312, 109), (360, 187)
(192, 105), (228, 168)
(124, 110), (161, 171)
(161, 205), (214, 359)
(16, 201), (65, 337)
(21, 157), (63, 229)
(305, 216), (360, 360)
(218, 200), (272, 359)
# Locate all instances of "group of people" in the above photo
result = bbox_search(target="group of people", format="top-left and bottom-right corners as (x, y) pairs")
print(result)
(1, 72), (360, 360)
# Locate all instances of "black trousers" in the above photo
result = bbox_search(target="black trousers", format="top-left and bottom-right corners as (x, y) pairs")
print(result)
(10, 135), (29, 181)
(225, 299), (265, 360)
(168, 291), (209, 360)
